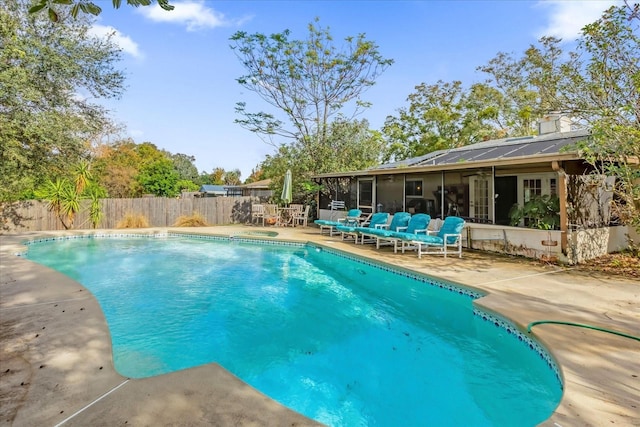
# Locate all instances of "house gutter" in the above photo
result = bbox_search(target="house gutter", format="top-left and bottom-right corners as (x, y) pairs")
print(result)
(312, 153), (581, 179)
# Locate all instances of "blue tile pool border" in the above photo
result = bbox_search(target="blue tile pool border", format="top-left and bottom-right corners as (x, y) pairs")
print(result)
(20, 231), (563, 389)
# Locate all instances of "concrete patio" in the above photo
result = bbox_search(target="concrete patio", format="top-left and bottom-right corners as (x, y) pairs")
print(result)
(1, 226), (638, 426)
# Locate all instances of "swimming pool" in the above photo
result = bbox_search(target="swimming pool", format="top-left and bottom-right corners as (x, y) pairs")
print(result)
(25, 234), (562, 426)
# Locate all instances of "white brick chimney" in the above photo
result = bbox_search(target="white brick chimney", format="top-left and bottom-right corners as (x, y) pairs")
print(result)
(538, 113), (572, 135)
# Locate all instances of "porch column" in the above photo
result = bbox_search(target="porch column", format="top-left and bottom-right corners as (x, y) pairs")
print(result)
(552, 161), (568, 254)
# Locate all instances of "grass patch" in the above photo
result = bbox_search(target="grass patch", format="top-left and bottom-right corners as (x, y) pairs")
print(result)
(116, 213), (150, 229)
(173, 212), (209, 227)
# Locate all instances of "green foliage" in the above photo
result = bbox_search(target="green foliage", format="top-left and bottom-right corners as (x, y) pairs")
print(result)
(35, 161), (107, 229)
(230, 18), (393, 148)
(561, 6), (640, 234)
(85, 182), (106, 228)
(509, 195), (560, 230)
(477, 36), (565, 136)
(0, 0), (124, 202)
(175, 179), (199, 193)
(260, 118), (385, 205)
(93, 139), (143, 198)
(382, 80), (505, 161)
(136, 158), (180, 197)
(223, 169), (242, 185)
(29, 0), (173, 22)
(170, 153), (199, 182)
(35, 178), (78, 229)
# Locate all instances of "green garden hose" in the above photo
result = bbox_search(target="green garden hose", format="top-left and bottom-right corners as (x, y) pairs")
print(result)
(527, 320), (640, 342)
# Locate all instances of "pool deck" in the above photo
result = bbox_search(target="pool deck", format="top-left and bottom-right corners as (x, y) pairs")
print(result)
(1, 226), (638, 426)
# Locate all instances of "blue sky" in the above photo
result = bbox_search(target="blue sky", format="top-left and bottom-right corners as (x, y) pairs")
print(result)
(92, 0), (619, 180)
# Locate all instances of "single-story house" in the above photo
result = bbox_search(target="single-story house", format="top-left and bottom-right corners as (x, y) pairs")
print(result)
(239, 178), (274, 199)
(197, 185), (228, 197)
(312, 115), (636, 263)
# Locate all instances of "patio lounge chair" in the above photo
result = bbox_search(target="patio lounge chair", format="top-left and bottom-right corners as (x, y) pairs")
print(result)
(410, 216), (466, 258)
(314, 209), (362, 236)
(373, 213), (432, 253)
(335, 212), (390, 244)
(359, 212), (411, 245)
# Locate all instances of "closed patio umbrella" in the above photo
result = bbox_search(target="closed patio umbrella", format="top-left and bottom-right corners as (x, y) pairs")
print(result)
(281, 169), (292, 205)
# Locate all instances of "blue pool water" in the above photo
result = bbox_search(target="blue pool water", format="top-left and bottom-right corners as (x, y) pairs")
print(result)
(25, 235), (562, 426)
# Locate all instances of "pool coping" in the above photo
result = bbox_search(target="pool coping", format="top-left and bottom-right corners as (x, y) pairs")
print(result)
(1, 226), (639, 426)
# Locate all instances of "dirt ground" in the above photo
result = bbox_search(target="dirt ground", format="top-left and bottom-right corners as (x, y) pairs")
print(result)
(573, 252), (640, 279)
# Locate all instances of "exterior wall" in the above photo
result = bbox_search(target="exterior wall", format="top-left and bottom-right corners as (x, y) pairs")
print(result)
(567, 226), (630, 264)
(317, 208), (349, 222)
(466, 224), (563, 261)
(468, 224), (632, 264)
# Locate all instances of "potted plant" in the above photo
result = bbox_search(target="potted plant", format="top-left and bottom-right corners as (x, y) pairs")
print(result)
(509, 194), (560, 230)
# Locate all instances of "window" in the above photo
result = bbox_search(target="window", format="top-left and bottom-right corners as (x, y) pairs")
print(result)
(471, 178), (489, 220)
(405, 180), (423, 197)
(522, 178), (543, 227)
(523, 178), (542, 202)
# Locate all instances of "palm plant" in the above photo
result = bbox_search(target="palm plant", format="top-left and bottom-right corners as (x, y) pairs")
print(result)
(85, 183), (107, 228)
(35, 178), (78, 229)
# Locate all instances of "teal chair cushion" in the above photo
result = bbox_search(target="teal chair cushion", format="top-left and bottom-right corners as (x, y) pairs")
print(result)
(353, 212), (389, 233)
(405, 214), (431, 234)
(438, 217), (466, 244)
(361, 212), (410, 237)
(315, 208), (363, 227)
(412, 234), (444, 245)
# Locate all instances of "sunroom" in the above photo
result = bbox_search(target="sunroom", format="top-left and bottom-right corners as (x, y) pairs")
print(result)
(313, 125), (630, 263)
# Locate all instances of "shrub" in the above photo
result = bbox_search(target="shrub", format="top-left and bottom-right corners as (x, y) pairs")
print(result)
(116, 213), (150, 228)
(173, 212), (209, 227)
(509, 195), (560, 230)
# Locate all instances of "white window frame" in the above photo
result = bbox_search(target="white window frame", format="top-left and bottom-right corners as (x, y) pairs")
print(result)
(469, 176), (491, 221)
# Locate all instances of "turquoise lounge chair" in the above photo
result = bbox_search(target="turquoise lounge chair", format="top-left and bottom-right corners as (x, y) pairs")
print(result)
(314, 209), (362, 236)
(410, 216), (466, 258)
(374, 213), (431, 252)
(335, 212), (389, 244)
(359, 212), (411, 245)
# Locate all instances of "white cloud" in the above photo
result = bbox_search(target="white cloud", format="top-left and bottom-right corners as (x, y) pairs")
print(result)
(536, 0), (621, 41)
(89, 24), (142, 58)
(140, 1), (231, 31)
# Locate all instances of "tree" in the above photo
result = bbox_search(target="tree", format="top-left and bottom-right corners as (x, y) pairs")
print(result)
(382, 81), (504, 160)
(477, 37), (566, 136)
(260, 118), (385, 204)
(137, 157), (180, 197)
(560, 6), (640, 237)
(0, 0), (124, 202)
(207, 168), (226, 185)
(29, 0), (173, 22)
(230, 18), (393, 148)
(244, 168), (264, 184)
(35, 161), (107, 229)
(170, 153), (199, 182)
(223, 169), (242, 185)
(93, 139), (143, 197)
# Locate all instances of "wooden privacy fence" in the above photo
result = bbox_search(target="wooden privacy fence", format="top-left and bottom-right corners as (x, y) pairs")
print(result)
(1, 197), (256, 233)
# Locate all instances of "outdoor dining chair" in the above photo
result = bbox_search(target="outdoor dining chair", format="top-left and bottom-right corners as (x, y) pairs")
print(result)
(251, 204), (265, 225)
(292, 205), (310, 227)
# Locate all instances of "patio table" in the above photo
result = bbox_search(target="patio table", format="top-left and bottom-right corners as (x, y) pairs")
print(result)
(276, 207), (297, 227)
